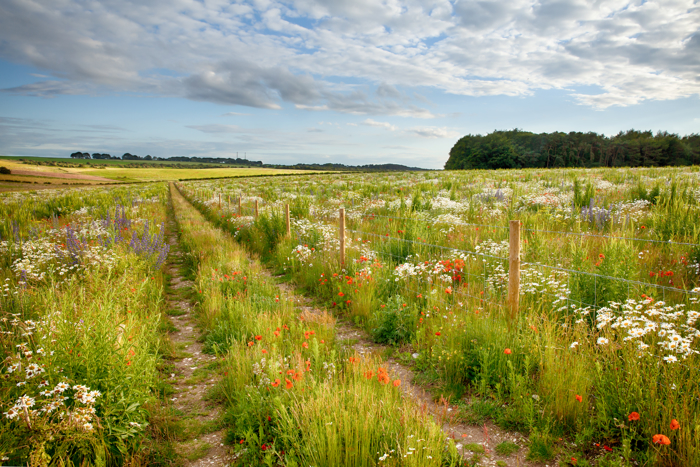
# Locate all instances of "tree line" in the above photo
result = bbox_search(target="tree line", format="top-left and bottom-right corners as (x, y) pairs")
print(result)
(444, 130), (700, 170)
(69, 152), (263, 166)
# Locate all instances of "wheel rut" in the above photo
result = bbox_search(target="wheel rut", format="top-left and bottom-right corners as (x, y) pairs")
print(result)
(164, 216), (231, 466)
(273, 281), (541, 467)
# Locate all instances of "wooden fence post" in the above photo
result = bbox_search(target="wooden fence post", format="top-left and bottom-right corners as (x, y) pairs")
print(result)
(218, 192), (221, 207)
(285, 204), (291, 236)
(255, 199), (259, 218)
(508, 220), (521, 323)
(339, 208), (345, 265)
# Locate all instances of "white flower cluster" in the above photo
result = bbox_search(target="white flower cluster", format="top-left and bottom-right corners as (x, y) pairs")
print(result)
(474, 239), (510, 259)
(290, 245), (315, 265)
(251, 357), (272, 388)
(429, 196), (468, 213)
(593, 299), (700, 361)
(516, 190), (572, 212)
(291, 218), (338, 252)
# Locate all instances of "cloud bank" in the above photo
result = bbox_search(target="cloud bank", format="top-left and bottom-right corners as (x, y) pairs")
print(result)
(0, 0), (697, 111)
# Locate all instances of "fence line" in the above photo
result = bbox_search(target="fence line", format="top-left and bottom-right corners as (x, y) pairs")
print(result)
(521, 261), (700, 297)
(345, 228), (699, 296)
(355, 212), (700, 249)
(180, 186), (700, 400)
(345, 228), (510, 262)
(361, 213), (510, 231)
(521, 228), (700, 248)
(194, 187), (699, 248)
(182, 187), (700, 306)
(342, 226), (700, 317)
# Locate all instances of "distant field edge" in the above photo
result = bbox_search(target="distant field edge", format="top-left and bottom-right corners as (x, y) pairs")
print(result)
(176, 169), (337, 181)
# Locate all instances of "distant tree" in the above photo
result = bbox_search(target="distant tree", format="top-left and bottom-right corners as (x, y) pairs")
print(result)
(445, 132), (519, 169)
(70, 152), (90, 159)
(144, 155), (152, 160)
(122, 153), (141, 160)
(0, 167), (11, 174)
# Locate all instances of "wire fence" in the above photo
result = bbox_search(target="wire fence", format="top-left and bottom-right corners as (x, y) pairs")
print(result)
(180, 185), (700, 402)
(359, 212), (700, 248)
(184, 187), (700, 314)
(343, 225), (700, 317)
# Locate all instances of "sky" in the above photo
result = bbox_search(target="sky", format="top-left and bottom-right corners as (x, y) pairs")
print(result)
(0, 0), (698, 169)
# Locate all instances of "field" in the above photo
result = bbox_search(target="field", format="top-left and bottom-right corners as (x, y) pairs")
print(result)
(1, 166), (699, 466)
(0, 157), (321, 185)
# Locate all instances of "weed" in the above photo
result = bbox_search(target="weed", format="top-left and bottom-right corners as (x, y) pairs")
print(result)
(495, 440), (520, 456)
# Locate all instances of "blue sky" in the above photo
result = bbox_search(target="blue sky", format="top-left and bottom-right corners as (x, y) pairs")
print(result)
(0, 0), (698, 169)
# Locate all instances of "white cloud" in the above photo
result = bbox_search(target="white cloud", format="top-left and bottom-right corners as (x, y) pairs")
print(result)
(0, 0), (698, 111)
(361, 118), (397, 131)
(408, 126), (459, 138)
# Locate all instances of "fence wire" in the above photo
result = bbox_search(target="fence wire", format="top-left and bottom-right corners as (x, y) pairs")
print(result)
(355, 212), (700, 248)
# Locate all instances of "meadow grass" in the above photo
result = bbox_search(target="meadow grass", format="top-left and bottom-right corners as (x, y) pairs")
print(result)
(180, 166), (700, 466)
(170, 183), (462, 466)
(0, 183), (172, 465)
(3, 166), (698, 466)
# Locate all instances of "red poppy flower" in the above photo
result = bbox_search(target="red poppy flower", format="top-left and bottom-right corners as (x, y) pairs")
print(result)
(435, 332), (441, 336)
(628, 412), (640, 421)
(285, 378), (293, 389)
(504, 348), (512, 355)
(575, 395), (583, 403)
(272, 379), (280, 387)
(670, 419), (680, 430)
(653, 434), (671, 445)
(393, 379), (401, 387)
(255, 335), (262, 341)
(302, 342), (309, 349)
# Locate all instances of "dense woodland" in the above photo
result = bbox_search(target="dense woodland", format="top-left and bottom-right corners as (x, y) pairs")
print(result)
(445, 130), (700, 170)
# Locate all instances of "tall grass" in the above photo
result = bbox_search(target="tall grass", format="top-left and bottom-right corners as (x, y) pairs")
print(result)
(179, 166), (700, 465)
(0, 183), (170, 465)
(171, 183), (462, 466)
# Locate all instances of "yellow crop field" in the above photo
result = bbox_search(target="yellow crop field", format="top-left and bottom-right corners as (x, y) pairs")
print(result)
(81, 166), (322, 182)
(0, 158), (329, 187)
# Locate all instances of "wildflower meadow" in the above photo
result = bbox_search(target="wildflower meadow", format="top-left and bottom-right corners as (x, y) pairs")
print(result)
(1, 165), (699, 466)
(179, 165), (700, 466)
